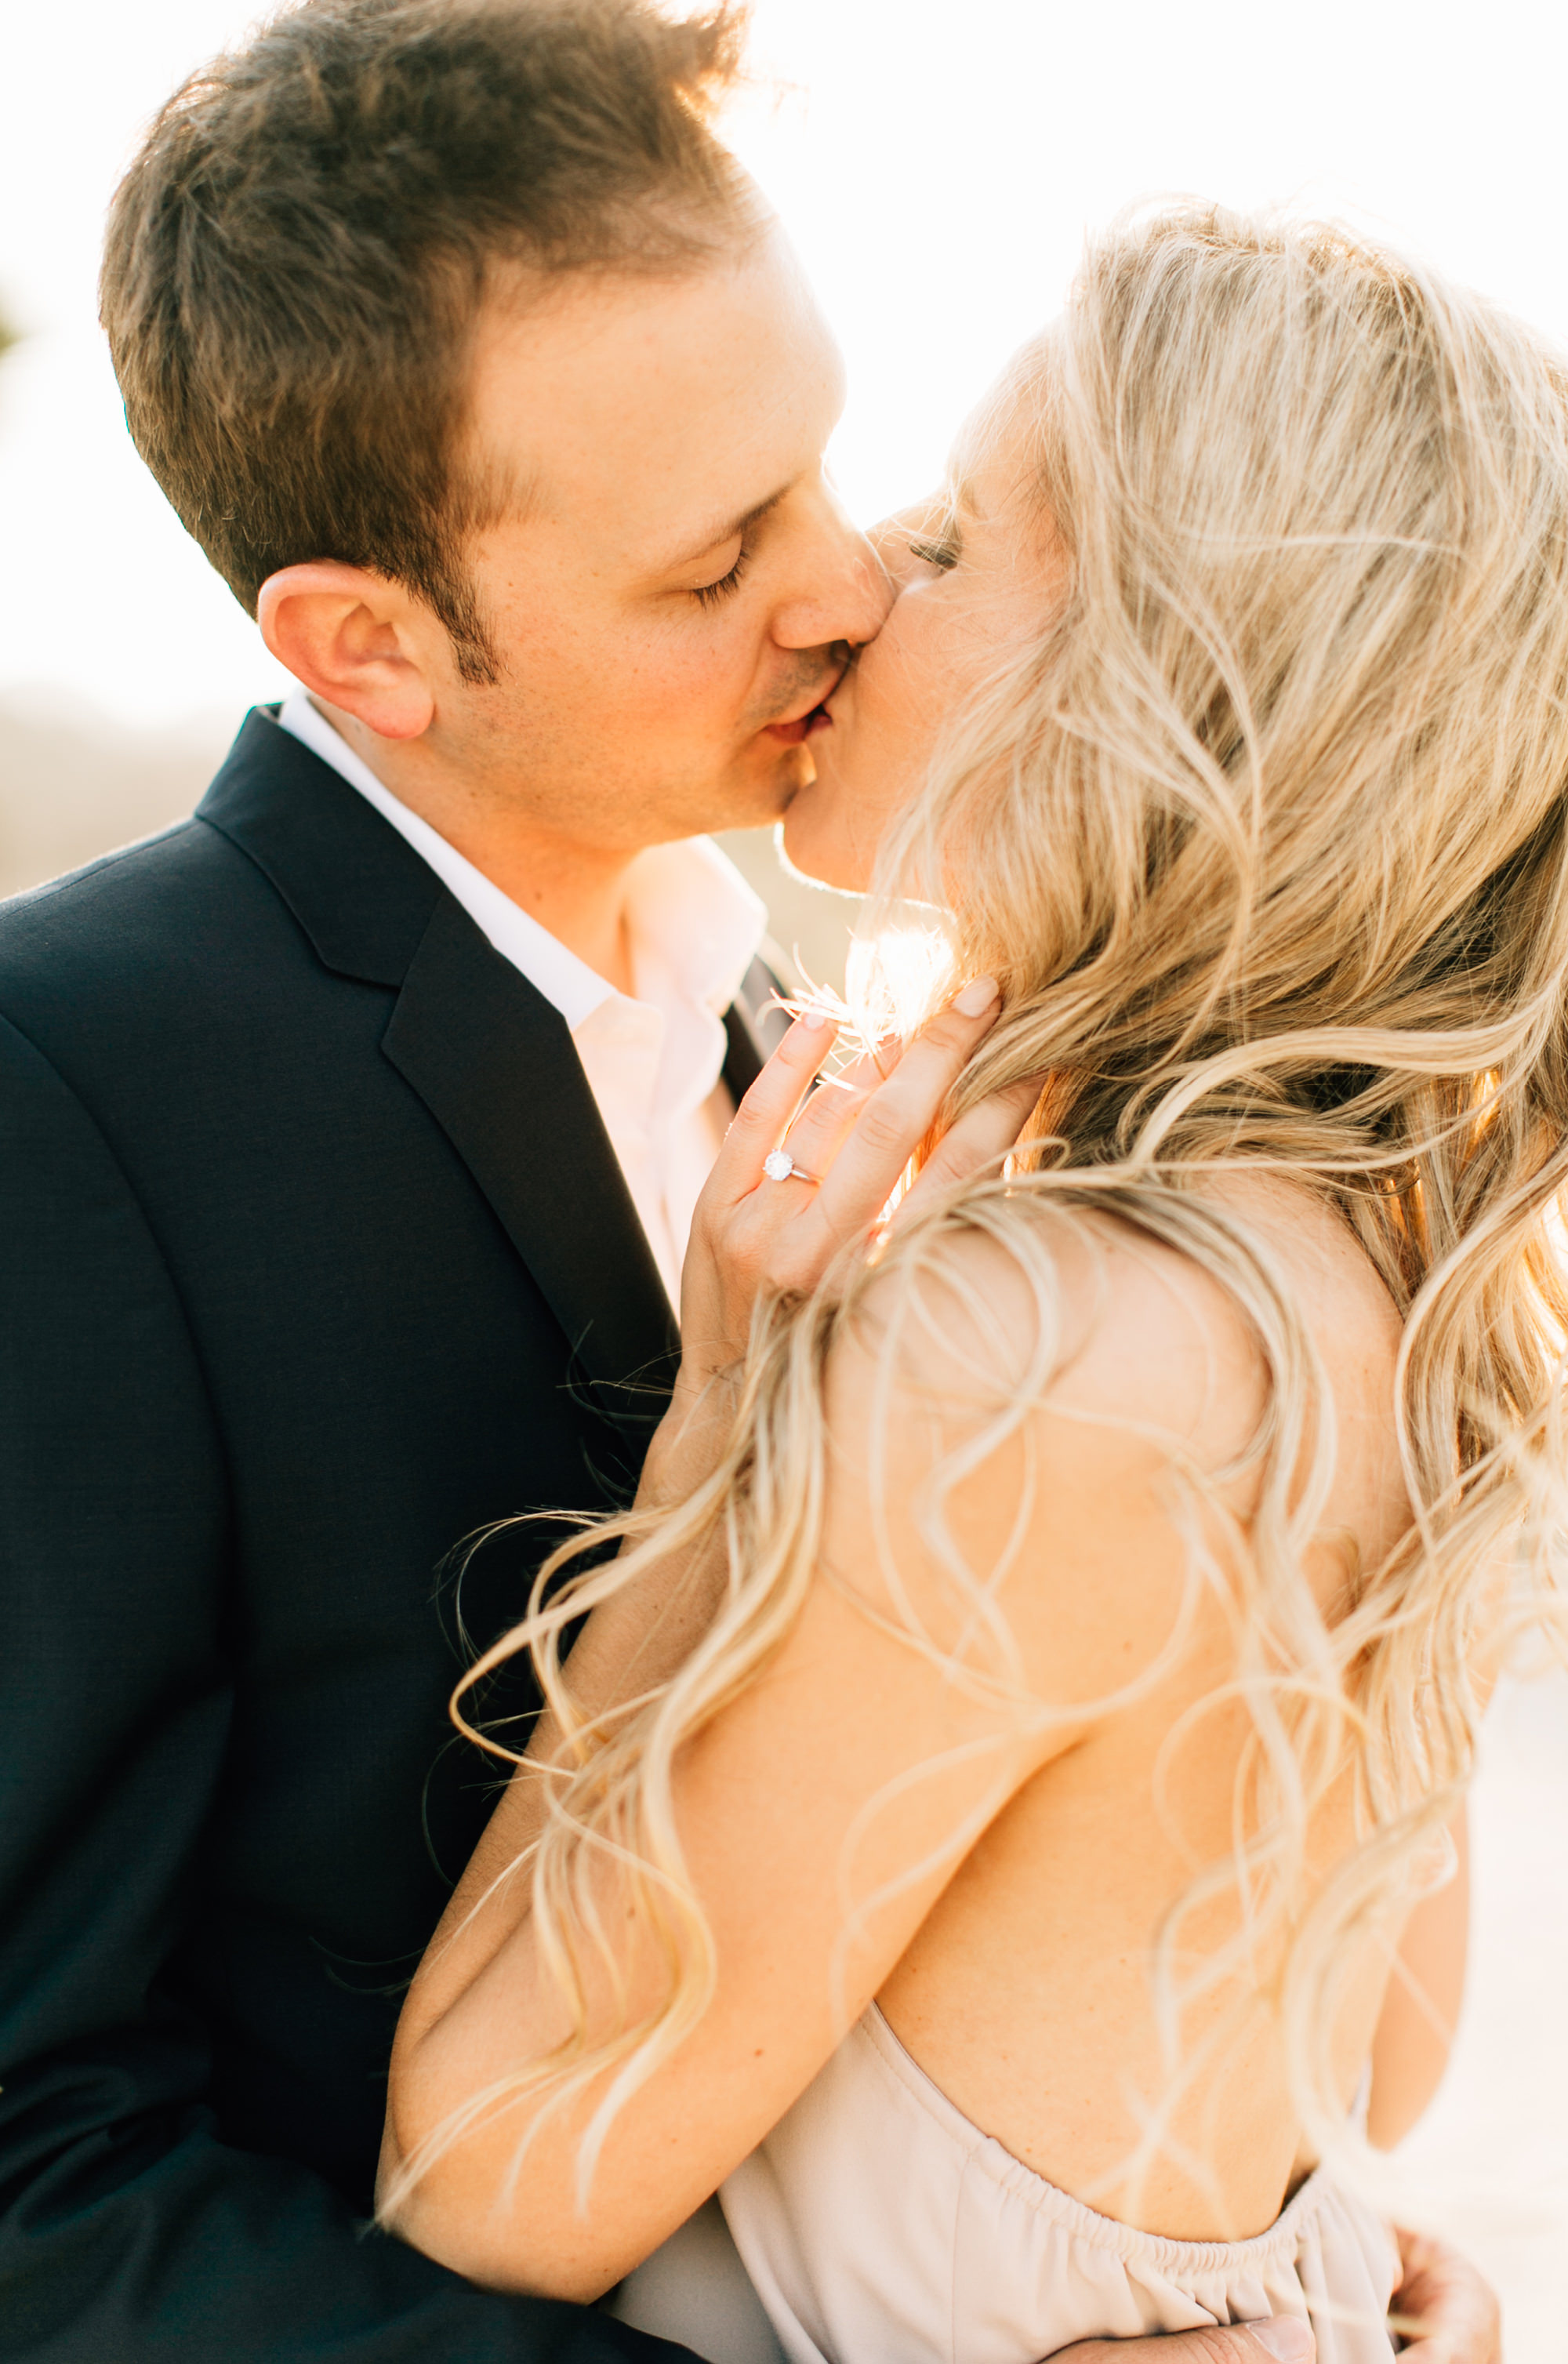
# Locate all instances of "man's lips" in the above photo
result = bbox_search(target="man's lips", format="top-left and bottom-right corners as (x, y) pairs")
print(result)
(761, 666), (846, 746)
(763, 703), (834, 746)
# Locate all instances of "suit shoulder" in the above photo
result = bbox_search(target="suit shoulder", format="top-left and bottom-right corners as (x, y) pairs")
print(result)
(0, 815), (292, 1009)
(0, 814), (242, 933)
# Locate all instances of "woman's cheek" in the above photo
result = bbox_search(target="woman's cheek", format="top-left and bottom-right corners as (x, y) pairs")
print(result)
(782, 602), (958, 886)
(779, 724), (884, 890)
(889, 592), (964, 716)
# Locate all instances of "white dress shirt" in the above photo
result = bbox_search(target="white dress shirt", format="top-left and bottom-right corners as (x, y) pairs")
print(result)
(278, 690), (765, 1304)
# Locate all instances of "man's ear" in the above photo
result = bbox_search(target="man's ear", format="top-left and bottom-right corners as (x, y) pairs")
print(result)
(256, 562), (438, 742)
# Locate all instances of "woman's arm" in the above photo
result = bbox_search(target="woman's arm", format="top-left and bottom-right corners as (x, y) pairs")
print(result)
(382, 1202), (1225, 2299)
(382, 987), (1057, 2282)
(383, 1342), (1081, 2298)
(1367, 1807), (1469, 2150)
(390, 990), (1030, 2044)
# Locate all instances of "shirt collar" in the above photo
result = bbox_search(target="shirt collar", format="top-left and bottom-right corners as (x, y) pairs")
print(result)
(625, 833), (770, 1025)
(276, 688), (764, 1037)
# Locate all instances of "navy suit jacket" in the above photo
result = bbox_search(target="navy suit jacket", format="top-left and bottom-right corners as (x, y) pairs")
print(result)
(0, 710), (781, 2360)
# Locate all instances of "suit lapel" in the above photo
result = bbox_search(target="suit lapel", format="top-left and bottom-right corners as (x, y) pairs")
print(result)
(200, 710), (679, 1440)
(382, 893), (679, 1432)
(198, 706), (443, 983)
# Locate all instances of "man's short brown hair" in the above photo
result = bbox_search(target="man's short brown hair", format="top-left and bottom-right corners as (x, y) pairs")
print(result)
(100, 0), (753, 680)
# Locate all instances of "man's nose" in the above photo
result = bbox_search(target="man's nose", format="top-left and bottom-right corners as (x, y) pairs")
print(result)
(771, 503), (895, 654)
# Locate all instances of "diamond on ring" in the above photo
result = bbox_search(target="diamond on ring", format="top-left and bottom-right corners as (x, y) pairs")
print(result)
(763, 1149), (819, 1184)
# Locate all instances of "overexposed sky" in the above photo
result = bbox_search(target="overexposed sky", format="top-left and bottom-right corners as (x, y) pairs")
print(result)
(4, 0), (1568, 728)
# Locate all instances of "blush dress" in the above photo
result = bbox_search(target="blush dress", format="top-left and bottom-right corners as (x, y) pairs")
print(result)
(609, 2003), (1396, 2364)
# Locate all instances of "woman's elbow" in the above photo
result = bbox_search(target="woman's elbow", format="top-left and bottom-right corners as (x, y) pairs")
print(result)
(376, 2076), (616, 2301)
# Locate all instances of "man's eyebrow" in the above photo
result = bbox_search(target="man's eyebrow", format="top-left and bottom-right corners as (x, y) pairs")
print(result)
(666, 478), (795, 569)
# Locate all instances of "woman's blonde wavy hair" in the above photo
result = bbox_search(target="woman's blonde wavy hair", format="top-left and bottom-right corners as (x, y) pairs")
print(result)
(395, 203), (1568, 2216)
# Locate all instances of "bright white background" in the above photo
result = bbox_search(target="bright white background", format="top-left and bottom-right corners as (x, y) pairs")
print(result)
(7, 0), (1568, 729)
(1, 2), (1566, 2352)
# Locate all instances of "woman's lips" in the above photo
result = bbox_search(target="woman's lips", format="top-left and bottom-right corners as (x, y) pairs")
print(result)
(764, 703), (833, 746)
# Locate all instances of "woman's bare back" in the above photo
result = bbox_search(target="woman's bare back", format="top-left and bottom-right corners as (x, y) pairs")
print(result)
(384, 1173), (1427, 2318)
(873, 1177), (1413, 2242)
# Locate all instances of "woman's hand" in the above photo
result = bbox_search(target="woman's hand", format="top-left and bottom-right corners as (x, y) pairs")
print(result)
(670, 976), (1037, 1420)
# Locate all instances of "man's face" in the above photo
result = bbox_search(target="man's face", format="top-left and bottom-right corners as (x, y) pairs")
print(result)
(442, 225), (891, 853)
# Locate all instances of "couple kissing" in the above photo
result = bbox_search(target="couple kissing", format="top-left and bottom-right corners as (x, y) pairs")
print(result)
(0, 6), (1540, 2363)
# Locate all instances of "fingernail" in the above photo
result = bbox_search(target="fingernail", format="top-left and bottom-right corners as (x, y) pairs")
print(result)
(796, 1005), (833, 1031)
(953, 976), (1000, 1017)
(1247, 2319), (1314, 2363)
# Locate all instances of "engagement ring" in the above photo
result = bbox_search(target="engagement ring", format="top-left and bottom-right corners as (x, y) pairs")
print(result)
(763, 1149), (821, 1186)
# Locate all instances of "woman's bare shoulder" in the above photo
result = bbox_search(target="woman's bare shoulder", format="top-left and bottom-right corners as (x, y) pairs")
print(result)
(821, 1178), (1407, 1678)
(841, 1186), (1274, 1460)
(818, 1196), (1265, 1684)
(847, 1175), (1399, 1443)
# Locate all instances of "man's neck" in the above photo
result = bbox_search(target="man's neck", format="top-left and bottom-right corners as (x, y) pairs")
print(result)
(323, 702), (639, 997)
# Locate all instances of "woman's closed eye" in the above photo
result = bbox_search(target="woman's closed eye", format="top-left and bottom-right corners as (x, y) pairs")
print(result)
(906, 492), (964, 574)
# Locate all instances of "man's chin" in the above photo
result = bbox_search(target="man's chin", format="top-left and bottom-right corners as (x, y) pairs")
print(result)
(702, 741), (814, 836)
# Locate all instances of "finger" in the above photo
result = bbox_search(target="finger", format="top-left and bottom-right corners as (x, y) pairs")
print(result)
(773, 1075), (873, 1181)
(712, 1010), (839, 1198)
(1388, 2229), (1501, 2364)
(786, 1033), (903, 1131)
(803, 979), (1001, 1251)
(772, 1040), (898, 1177)
(892, 1072), (1047, 1229)
(1393, 2238), (1502, 2361)
(851, 1031), (906, 1086)
(1047, 2322), (1314, 2364)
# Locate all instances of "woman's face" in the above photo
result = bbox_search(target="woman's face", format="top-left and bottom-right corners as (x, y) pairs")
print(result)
(781, 381), (1062, 893)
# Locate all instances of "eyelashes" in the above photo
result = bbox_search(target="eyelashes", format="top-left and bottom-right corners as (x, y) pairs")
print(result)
(691, 546), (751, 608)
(689, 514), (957, 607)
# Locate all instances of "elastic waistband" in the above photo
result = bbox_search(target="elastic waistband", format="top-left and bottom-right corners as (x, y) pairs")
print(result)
(858, 2003), (1356, 2275)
